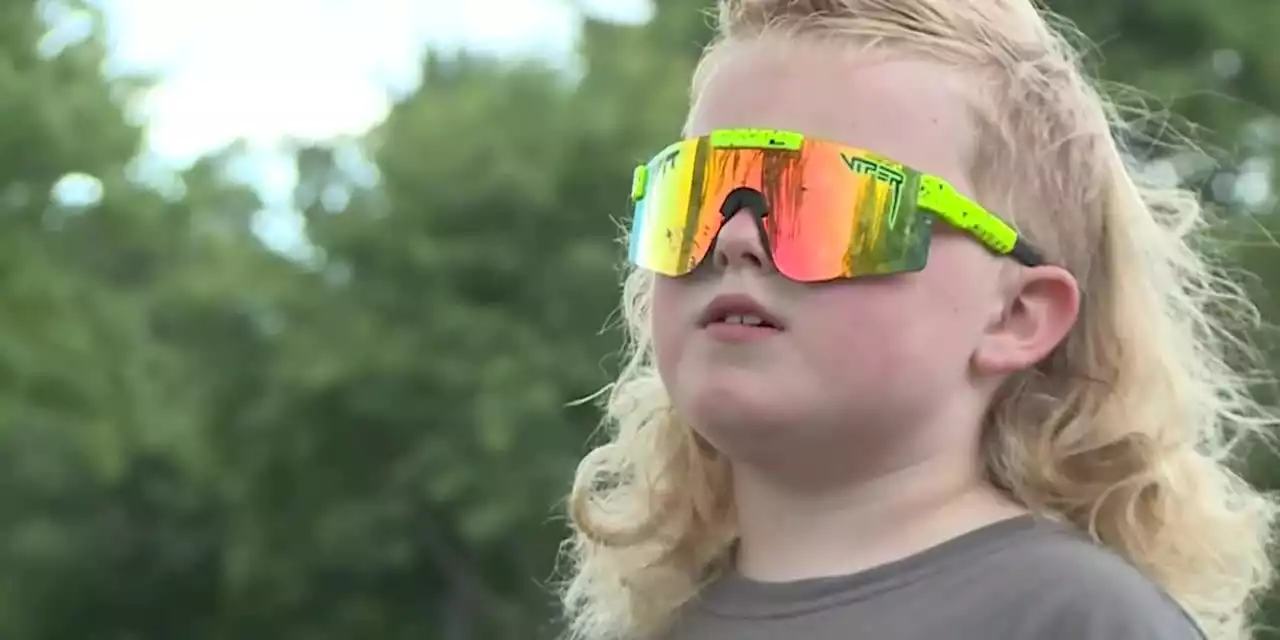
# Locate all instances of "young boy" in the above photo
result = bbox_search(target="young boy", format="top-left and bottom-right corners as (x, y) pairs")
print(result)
(560, 1), (1276, 639)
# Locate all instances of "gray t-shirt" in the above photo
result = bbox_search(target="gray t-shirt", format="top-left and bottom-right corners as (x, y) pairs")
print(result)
(663, 516), (1203, 640)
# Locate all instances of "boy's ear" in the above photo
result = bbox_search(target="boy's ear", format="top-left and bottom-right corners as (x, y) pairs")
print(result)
(973, 265), (1078, 375)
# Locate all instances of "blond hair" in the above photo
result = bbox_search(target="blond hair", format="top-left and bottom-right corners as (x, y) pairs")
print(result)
(559, 1), (1278, 638)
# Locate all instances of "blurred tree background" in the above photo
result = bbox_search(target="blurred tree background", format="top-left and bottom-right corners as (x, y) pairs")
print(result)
(2, 0), (1280, 638)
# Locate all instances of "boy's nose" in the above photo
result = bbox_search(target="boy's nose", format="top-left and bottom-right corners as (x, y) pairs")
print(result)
(712, 208), (771, 272)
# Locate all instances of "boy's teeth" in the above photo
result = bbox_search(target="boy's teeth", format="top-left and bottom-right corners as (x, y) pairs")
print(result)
(725, 314), (765, 326)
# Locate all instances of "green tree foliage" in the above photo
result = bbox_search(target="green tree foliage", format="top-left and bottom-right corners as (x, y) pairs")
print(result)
(0, 2), (293, 638)
(1, 0), (1279, 638)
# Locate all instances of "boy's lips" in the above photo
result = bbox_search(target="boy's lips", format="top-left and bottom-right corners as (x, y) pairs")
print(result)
(697, 293), (786, 340)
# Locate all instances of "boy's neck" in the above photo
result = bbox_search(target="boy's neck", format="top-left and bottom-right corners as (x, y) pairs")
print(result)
(731, 450), (1026, 583)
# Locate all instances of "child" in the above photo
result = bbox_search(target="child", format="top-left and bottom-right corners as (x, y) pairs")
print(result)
(560, 1), (1277, 638)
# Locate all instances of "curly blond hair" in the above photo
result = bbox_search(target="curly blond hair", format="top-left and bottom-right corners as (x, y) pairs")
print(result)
(559, 2), (1279, 639)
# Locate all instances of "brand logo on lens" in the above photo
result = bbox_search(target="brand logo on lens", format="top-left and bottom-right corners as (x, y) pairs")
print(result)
(841, 153), (906, 229)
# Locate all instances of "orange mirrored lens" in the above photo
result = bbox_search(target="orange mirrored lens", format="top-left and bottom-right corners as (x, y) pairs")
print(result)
(628, 136), (932, 282)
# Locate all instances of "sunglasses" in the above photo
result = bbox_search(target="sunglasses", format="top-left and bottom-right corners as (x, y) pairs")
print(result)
(626, 128), (1043, 283)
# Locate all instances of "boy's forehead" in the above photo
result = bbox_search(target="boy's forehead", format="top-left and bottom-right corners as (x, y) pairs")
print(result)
(686, 39), (976, 191)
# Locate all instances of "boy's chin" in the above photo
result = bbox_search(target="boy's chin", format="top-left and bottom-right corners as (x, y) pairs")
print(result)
(680, 384), (821, 455)
(677, 384), (909, 483)
(679, 376), (790, 426)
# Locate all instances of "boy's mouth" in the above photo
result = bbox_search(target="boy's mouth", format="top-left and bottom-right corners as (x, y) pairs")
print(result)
(698, 293), (786, 330)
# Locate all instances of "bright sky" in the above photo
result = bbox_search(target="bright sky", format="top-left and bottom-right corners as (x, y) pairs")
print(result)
(75, 0), (647, 252)
(100, 0), (644, 161)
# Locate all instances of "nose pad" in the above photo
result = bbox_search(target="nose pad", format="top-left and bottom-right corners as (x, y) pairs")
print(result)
(720, 187), (770, 221)
(711, 187), (773, 271)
